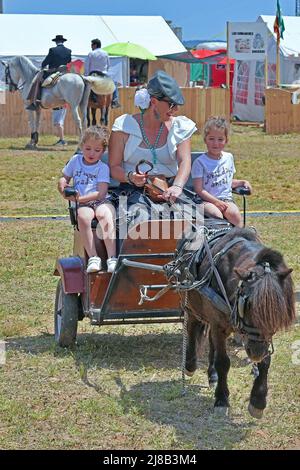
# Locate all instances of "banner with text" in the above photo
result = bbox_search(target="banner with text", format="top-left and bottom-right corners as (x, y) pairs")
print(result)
(228, 22), (267, 61)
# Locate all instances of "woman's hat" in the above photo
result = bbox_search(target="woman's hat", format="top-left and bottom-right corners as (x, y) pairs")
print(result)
(147, 70), (184, 105)
(52, 35), (67, 42)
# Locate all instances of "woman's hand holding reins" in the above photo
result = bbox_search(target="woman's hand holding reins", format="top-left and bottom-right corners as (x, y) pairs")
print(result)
(128, 171), (147, 187)
(162, 185), (183, 204)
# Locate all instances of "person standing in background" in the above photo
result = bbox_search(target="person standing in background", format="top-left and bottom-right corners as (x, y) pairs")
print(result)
(52, 105), (68, 146)
(85, 38), (120, 108)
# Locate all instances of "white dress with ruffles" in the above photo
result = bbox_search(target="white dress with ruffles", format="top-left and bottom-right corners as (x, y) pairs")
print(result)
(112, 114), (197, 177)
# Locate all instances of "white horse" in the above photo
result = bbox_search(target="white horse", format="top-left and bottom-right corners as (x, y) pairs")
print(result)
(2, 56), (115, 148)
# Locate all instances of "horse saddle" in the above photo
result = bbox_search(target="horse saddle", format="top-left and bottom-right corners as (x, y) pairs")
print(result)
(41, 71), (63, 88)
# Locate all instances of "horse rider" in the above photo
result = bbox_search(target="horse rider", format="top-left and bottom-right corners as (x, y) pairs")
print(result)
(26, 34), (72, 111)
(85, 38), (120, 108)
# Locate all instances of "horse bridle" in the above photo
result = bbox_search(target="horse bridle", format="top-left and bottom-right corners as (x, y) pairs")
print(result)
(232, 262), (274, 353)
(173, 233), (274, 353)
(4, 63), (24, 91)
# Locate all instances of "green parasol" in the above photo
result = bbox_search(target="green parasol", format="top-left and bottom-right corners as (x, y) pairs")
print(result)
(103, 42), (157, 60)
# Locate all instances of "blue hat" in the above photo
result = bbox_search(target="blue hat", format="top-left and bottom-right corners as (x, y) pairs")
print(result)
(147, 70), (184, 105)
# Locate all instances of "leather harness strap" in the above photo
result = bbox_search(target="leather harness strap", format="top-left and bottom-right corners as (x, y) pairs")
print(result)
(200, 236), (246, 315)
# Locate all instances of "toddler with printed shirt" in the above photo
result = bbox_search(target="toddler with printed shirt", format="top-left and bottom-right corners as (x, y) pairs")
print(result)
(192, 116), (252, 227)
(58, 126), (117, 273)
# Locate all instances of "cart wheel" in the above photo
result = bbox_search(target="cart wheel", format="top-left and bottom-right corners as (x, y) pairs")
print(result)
(54, 279), (79, 347)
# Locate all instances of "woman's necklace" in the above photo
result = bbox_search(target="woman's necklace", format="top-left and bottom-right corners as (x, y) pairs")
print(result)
(139, 112), (164, 168)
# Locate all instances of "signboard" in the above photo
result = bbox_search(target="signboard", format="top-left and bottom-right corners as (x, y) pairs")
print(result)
(228, 22), (267, 61)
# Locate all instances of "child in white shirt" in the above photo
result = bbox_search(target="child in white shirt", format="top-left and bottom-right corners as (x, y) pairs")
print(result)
(192, 117), (252, 227)
(58, 126), (117, 273)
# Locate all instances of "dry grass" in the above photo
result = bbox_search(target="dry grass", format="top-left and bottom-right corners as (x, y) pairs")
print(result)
(0, 218), (299, 450)
(0, 126), (300, 216)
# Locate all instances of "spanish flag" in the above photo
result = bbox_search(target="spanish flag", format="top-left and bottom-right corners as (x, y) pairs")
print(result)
(273, 0), (285, 43)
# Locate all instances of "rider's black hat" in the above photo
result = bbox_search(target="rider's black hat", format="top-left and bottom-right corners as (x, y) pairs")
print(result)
(147, 70), (184, 105)
(52, 35), (67, 43)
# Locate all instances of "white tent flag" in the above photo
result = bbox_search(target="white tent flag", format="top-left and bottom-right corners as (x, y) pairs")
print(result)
(228, 22), (267, 61)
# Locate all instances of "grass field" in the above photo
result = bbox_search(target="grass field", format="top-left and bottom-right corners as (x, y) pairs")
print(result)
(0, 128), (299, 450)
(0, 126), (300, 216)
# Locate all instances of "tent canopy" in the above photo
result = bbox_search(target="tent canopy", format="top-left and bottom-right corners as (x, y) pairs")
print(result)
(195, 41), (227, 51)
(0, 14), (186, 57)
(258, 15), (300, 57)
(159, 51), (202, 63)
(192, 49), (225, 59)
(158, 50), (231, 65)
(191, 49), (229, 65)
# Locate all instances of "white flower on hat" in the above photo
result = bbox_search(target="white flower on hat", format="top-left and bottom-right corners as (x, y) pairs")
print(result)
(134, 88), (151, 110)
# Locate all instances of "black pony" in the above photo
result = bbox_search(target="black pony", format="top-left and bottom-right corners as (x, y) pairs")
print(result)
(180, 227), (295, 419)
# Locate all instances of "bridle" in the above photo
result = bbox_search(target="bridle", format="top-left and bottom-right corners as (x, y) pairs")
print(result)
(170, 233), (275, 355)
(231, 261), (274, 354)
(4, 63), (25, 91)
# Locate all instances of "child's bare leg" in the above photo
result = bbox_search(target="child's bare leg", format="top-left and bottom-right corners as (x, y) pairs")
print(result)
(203, 202), (224, 219)
(223, 202), (243, 227)
(95, 203), (116, 259)
(77, 207), (97, 257)
(54, 123), (64, 141)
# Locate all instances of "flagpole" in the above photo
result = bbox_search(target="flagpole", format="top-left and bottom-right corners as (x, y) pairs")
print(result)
(274, 0), (285, 87)
(276, 39), (280, 87)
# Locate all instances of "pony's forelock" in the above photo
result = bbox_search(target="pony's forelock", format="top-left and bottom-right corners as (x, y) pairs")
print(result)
(250, 272), (290, 336)
(255, 247), (285, 269)
(249, 247), (295, 336)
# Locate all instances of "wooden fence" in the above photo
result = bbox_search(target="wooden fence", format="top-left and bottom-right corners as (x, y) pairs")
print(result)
(0, 87), (230, 138)
(265, 87), (300, 134)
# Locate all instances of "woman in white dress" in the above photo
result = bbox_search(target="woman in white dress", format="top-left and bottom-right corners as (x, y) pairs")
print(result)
(109, 70), (197, 229)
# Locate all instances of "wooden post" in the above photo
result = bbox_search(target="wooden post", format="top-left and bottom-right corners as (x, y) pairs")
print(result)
(276, 40), (280, 87)
(265, 55), (268, 89)
(264, 55), (268, 133)
(127, 57), (130, 86)
(226, 21), (230, 89)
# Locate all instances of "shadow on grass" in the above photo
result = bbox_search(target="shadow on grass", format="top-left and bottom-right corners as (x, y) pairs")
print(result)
(117, 378), (255, 450)
(6, 145), (71, 151)
(5, 332), (257, 449)
(6, 329), (250, 372)
(7, 331), (185, 370)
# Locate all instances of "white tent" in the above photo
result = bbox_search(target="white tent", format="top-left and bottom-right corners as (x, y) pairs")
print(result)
(196, 41), (227, 51)
(0, 14), (186, 85)
(0, 14), (185, 56)
(232, 15), (300, 122)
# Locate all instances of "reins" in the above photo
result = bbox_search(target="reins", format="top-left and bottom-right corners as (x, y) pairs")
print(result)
(135, 159), (197, 206)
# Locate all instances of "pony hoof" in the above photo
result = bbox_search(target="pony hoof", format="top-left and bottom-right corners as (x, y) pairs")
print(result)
(248, 403), (264, 419)
(214, 406), (230, 417)
(184, 368), (195, 377)
(25, 143), (36, 150)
